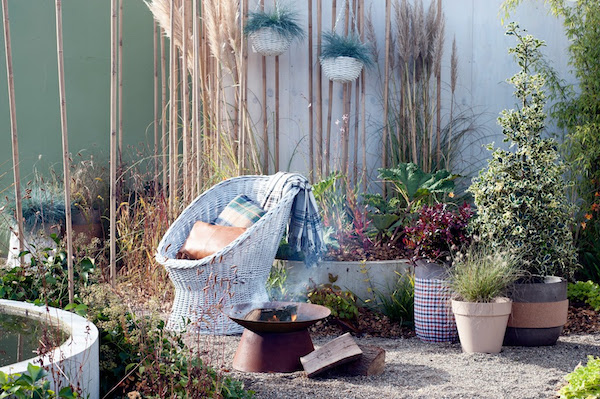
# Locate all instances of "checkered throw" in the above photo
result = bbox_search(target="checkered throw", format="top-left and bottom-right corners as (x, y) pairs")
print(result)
(414, 277), (458, 343)
(259, 172), (326, 266)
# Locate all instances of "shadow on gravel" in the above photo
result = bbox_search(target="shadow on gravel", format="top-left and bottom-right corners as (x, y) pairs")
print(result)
(499, 338), (600, 373)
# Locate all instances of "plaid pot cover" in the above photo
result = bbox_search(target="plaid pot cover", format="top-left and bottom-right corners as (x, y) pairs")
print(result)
(414, 277), (458, 343)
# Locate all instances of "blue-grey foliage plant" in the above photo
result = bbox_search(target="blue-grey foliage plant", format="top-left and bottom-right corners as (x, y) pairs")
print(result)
(468, 23), (578, 280)
(244, 3), (304, 41)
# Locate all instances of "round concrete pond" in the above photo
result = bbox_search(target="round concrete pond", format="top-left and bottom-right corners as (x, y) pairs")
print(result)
(0, 299), (99, 399)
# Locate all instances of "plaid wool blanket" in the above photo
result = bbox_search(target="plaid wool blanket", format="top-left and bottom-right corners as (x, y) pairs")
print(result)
(259, 172), (326, 266)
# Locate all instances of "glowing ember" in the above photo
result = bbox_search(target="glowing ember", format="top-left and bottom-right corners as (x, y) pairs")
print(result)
(245, 305), (298, 322)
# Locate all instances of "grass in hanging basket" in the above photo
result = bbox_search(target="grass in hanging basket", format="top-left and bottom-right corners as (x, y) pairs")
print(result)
(320, 31), (374, 67)
(244, 7), (305, 41)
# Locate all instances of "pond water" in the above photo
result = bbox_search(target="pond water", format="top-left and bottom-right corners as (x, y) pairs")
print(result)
(0, 313), (67, 367)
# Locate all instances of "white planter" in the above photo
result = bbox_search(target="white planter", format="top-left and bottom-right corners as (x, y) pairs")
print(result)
(249, 28), (292, 56)
(275, 259), (412, 300)
(452, 297), (512, 354)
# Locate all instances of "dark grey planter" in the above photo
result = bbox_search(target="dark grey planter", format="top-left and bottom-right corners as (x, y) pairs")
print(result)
(503, 276), (568, 346)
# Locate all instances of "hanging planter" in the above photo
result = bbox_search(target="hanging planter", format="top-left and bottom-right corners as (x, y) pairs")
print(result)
(244, 4), (304, 57)
(320, 31), (373, 83)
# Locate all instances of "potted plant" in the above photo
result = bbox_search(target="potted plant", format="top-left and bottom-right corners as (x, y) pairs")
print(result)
(404, 201), (473, 343)
(449, 245), (520, 353)
(320, 31), (374, 83)
(468, 23), (578, 346)
(244, 3), (304, 56)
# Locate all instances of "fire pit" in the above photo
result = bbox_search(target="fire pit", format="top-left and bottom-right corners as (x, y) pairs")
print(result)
(227, 301), (330, 373)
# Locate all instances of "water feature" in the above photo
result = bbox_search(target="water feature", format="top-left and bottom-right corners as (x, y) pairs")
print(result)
(0, 313), (67, 367)
(0, 300), (99, 398)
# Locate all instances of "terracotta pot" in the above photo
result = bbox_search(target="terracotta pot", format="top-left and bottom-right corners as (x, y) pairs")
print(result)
(452, 298), (512, 354)
(503, 277), (568, 346)
(414, 259), (458, 343)
(72, 208), (104, 240)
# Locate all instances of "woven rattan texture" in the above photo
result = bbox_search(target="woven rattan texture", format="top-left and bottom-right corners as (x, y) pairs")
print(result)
(320, 56), (364, 83)
(249, 28), (292, 56)
(156, 176), (297, 334)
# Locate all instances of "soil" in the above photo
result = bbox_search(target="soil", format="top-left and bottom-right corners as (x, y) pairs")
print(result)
(310, 303), (600, 338)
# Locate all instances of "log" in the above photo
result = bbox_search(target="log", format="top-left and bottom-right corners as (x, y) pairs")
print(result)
(300, 333), (362, 378)
(338, 344), (385, 376)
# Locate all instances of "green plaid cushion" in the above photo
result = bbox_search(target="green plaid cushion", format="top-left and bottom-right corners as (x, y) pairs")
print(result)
(214, 194), (266, 228)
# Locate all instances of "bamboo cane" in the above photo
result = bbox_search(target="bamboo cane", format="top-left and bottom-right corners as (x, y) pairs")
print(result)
(360, 0), (366, 192)
(435, 0), (442, 168)
(160, 29), (168, 200)
(193, 0), (201, 195)
(109, 0), (118, 286)
(275, 53), (280, 172)
(352, 0), (361, 185)
(308, 0), (314, 181)
(154, 20), (159, 195)
(325, 0), (336, 176)
(1, 0), (24, 265)
(118, 0), (123, 166)
(382, 0), (391, 196)
(182, 0), (190, 202)
(316, 0), (322, 179)
(341, 1), (350, 177)
(54, 0), (73, 302)
(240, 0), (248, 174)
(169, 0), (176, 215)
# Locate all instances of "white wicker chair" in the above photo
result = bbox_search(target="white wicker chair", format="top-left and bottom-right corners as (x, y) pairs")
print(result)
(156, 175), (298, 334)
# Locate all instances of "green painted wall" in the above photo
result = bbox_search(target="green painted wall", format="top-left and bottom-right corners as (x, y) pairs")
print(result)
(0, 0), (156, 192)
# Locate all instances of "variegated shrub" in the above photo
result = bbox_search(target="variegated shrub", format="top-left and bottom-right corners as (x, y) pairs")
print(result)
(468, 23), (577, 279)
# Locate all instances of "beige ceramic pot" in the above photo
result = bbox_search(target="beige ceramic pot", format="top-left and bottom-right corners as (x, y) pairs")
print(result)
(451, 297), (512, 354)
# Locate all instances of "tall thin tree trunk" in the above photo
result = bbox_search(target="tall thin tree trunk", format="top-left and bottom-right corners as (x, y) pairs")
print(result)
(109, 0), (118, 286)
(2, 0), (24, 264)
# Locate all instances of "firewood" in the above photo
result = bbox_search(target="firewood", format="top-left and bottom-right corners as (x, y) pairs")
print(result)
(338, 345), (385, 376)
(300, 333), (362, 378)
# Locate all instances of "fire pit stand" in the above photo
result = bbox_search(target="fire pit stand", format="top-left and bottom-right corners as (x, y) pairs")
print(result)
(227, 301), (331, 373)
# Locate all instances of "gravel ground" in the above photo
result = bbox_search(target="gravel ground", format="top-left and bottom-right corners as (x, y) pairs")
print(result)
(200, 333), (600, 399)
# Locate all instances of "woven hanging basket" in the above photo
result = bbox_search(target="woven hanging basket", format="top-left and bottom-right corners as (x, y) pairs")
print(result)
(320, 56), (364, 83)
(249, 27), (292, 56)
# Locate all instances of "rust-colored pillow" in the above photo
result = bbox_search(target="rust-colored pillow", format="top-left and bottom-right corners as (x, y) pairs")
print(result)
(176, 221), (246, 260)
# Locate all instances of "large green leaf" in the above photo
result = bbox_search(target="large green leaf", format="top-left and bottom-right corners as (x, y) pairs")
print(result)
(378, 163), (457, 203)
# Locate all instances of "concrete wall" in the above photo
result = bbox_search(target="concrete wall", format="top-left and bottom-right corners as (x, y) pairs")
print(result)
(0, 0), (573, 190)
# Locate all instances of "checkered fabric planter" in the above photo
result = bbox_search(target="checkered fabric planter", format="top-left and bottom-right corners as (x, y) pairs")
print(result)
(414, 277), (458, 343)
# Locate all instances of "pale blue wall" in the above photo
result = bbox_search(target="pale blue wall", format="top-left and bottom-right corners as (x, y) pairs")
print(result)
(0, 0), (156, 191)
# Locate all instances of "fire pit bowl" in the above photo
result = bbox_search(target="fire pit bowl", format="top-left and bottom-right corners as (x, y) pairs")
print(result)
(226, 301), (330, 373)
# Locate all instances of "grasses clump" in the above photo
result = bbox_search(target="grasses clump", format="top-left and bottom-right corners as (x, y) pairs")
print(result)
(320, 32), (374, 67)
(244, 6), (304, 41)
(449, 246), (521, 303)
(375, 271), (414, 325)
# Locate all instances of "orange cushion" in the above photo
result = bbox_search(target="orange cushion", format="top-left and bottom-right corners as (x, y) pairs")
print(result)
(176, 221), (246, 260)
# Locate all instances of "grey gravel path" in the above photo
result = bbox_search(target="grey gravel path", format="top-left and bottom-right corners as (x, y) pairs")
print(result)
(200, 334), (600, 399)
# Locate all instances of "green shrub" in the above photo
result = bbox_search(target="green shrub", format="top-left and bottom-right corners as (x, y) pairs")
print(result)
(567, 280), (600, 310)
(0, 364), (77, 398)
(559, 355), (600, 399)
(468, 23), (577, 279)
(307, 274), (359, 321)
